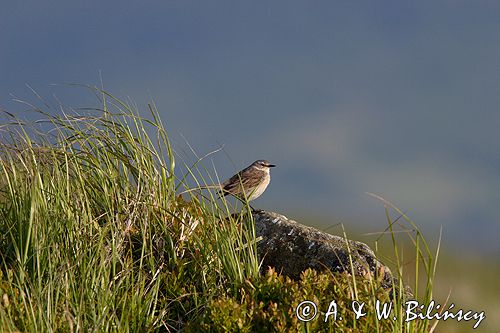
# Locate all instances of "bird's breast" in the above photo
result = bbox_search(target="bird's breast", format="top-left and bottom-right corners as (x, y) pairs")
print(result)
(247, 174), (270, 201)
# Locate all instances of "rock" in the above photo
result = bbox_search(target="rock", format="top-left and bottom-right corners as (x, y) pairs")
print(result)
(253, 210), (395, 290)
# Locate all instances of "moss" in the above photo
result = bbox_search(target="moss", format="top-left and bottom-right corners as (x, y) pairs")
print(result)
(187, 268), (403, 332)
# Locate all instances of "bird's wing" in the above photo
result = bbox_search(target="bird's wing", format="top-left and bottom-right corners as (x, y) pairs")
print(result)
(220, 166), (264, 197)
(220, 172), (243, 195)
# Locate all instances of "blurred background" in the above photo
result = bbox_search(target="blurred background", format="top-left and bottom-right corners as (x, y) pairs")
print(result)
(1, 2), (499, 331)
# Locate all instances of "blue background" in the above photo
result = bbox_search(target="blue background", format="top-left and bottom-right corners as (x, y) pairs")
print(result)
(2, 1), (499, 255)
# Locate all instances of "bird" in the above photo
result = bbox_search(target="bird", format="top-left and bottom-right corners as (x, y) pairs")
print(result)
(179, 160), (276, 211)
(219, 160), (276, 205)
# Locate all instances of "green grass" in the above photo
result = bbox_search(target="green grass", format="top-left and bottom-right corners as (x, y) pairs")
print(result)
(0, 87), (443, 332)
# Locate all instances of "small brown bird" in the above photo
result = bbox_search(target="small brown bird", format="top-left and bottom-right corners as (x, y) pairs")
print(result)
(179, 160), (276, 211)
(219, 160), (276, 203)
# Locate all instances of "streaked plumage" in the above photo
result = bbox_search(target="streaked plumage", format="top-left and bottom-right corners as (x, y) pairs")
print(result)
(219, 160), (276, 202)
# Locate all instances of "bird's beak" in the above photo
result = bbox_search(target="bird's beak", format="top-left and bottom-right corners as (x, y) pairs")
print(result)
(268, 164), (276, 168)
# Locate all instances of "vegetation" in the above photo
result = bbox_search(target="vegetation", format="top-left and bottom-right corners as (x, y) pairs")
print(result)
(0, 88), (440, 332)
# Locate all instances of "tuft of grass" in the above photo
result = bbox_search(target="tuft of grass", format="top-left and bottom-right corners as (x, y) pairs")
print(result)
(0, 87), (442, 332)
(366, 192), (443, 333)
(0, 87), (259, 332)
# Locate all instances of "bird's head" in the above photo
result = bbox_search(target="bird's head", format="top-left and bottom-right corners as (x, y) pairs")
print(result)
(252, 160), (276, 170)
